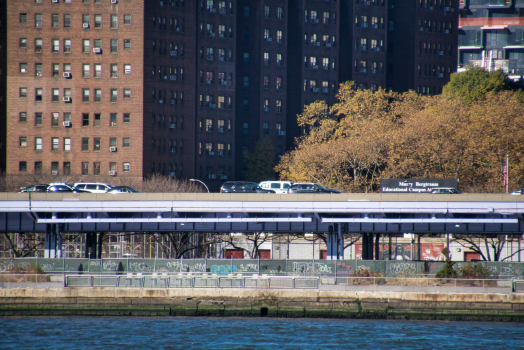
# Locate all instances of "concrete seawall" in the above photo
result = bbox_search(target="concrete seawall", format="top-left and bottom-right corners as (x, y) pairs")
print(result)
(1, 288), (524, 322)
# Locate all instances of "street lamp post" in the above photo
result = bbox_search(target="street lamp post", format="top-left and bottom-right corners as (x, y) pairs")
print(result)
(189, 179), (210, 193)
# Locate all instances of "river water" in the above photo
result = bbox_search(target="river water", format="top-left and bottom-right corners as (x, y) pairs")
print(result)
(1, 316), (523, 349)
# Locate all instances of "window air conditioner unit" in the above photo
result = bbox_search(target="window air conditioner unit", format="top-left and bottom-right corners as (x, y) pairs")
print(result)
(63, 121), (71, 127)
(63, 97), (71, 102)
(83, 23), (89, 29)
(208, 174), (217, 179)
(170, 148), (176, 153)
(169, 172), (176, 177)
(110, 146), (117, 152)
(220, 175), (228, 180)
(279, 131), (286, 136)
(208, 151), (214, 156)
(111, 0), (118, 3)
(93, 48), (102, 54)
(52, 171), (59, 175)
(109, 170), (117, 176)
(159, 99), (164, 104)
(63, 72), (71, 78)
(53, 0), (59, 3)
(169, 123), (176, 129)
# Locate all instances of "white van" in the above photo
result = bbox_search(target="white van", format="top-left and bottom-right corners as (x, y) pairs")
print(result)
(259, 181), (294, 194)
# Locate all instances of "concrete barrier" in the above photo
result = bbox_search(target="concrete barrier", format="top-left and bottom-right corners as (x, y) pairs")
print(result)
(0, 287), (523, 321)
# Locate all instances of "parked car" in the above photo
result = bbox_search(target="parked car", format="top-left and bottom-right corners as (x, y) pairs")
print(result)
(220, 181), (276, 193)
(510, 188), (524, 195)
(74, 182), (113, 193)
(429, 187), (461, 194)
(19, 184), (48, 193)
(259, 180), (294, 194)
(46, 184), (90, 193)
(105, 186), (138, 194)
(287, 183), (342, 194)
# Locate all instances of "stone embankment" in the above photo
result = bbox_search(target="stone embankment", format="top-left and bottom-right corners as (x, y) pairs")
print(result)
(1, 288), (524, 322)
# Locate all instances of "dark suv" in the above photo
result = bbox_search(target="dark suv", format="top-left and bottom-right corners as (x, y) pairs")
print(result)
(287, 183), (342, 194)
(220, 181), (276, 193)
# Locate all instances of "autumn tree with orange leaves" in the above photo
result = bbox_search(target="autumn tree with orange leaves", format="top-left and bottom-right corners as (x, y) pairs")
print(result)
(276, 80), (524, 193)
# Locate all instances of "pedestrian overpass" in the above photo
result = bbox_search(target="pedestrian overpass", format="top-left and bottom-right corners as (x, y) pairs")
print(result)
(0, 193), (523, 260)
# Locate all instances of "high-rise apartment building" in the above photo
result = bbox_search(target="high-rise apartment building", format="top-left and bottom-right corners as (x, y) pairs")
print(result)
(3, 0), (458, 190)
(458, 0), (524, 79)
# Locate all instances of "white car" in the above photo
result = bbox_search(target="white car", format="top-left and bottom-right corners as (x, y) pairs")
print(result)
(259, 180), (294, 194)
(74, 182), (113, 193)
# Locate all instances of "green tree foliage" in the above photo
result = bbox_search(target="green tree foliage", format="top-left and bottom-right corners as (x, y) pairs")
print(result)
(442, 67), (510, 105)
(244, 137), (277, 183)
(276, 81), (524, 193)
(435, 248), (458, 278)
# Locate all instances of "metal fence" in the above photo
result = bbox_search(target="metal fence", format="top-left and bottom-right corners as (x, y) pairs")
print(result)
(0, 272), (522, 293)
(64, 274), (320, 289)
(2, 258), (524, 278)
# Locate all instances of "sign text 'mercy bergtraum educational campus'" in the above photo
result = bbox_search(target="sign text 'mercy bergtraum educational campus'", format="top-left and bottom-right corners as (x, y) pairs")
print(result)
(380, 179), (459, 193)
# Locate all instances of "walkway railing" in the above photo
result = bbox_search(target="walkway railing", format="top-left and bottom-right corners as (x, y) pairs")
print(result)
(64, 273), (320, 289)
(1, 273), (523, 292)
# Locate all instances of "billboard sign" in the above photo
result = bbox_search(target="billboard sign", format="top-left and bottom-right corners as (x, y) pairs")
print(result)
(380, 179), (458, 193)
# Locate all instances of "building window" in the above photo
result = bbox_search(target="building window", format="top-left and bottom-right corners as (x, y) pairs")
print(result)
(64, 138), (71, 151)
(19, 162), (27, 172)
(52, 138), (59, 151)
(20, 137), (27, 148)
(123, 113), (130, 123)
(94, 138), (101, 151)
(124, 15), (131, 25)
(111, 15), (118, 28)
(63, 162), (70, 176)
(35, 137), (43, 150)
(94, 89), (101, 102)
(94, 14), (102, 28)
(124, 89), (131, 99)
(124, 64), (131, 74)
(82, 113), (89, 126)
(243, 122), (249, 135)
(52, 39), (60, 52)
(52, 113), (60, 127)
(35, 39), (43, 53)
(263, 76), (269, 89)
(276, 100), (282, 113)
(277, 54), (282, 67)
(20, 13), (27, 24)
(20, 112), (27, 122)
(123, 163), (130, 172)
(52, 14), (59, 28)
(35, 14), (43, 28)
(111, 89), (118, 102)
(82, 162), (89, 175)
(64, 14), (71, 28)
(52, 89), (60, 102)
(35, 88), (43, 102)
(83, 39), (90, 53)
(94, 113), (101, 126)
(82, 89), (90, 102)
(35, 113), (42, 126)
(82, 138), (89, 151)
(124, 39), (131, 49)
(123, 138), (130, 148)
(110, 113), (117, 126)
(20, 38), (28, 48)
(264, 52), (270, 66)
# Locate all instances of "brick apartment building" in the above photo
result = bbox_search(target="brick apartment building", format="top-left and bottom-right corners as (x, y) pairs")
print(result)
(458, 0), (524, 79)
(1, 0), (458, 190)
